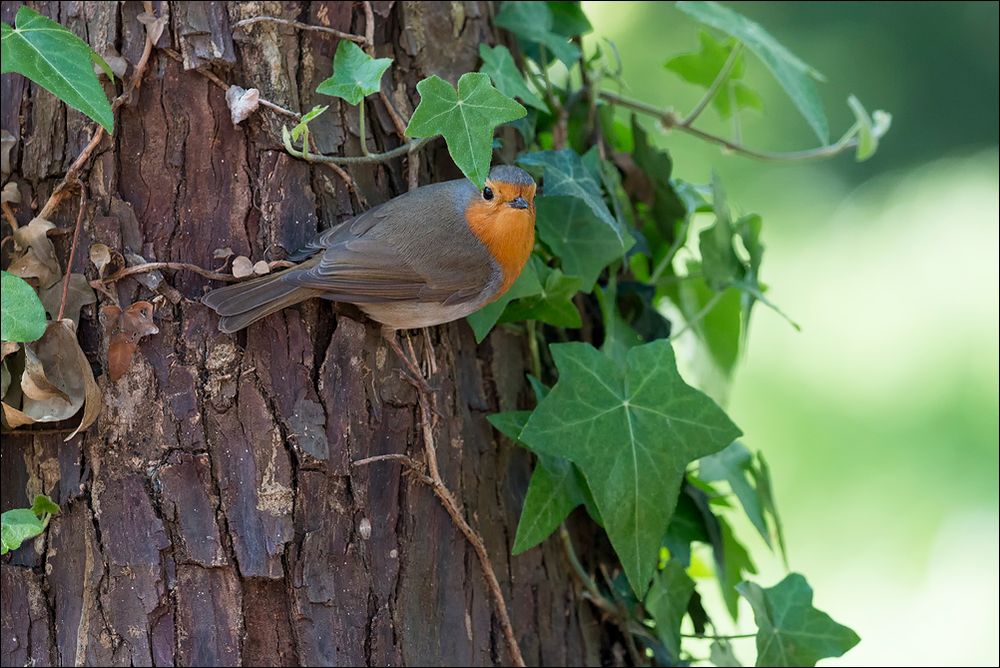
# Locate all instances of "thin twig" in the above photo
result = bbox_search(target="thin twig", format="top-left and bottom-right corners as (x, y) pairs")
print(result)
(353, 453), (421, 468)
(414, 389), (526, 667)
(99, 261), (238, 284)
(680, 43), (743, 127)
(284, 135), (435, 165)
(362, 2), (376, 56)
(1, 201), (18, 231)
(380, 91), (409, 139)
(407, 143), (420, 191)
(599, 89), (867, 162)
(56, 187), (87, 321)
(233, 16), (368, 45)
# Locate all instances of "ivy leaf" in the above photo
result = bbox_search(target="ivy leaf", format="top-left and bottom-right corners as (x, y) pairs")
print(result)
(699, 442), (770, 546)
(547, 1), (593, 37)
(467, 255), (543, 342)
(0, 494), (58, 556)
(846, 94), (892, 162)
(512, 455), (588, 554)
(710, 640), (743, 667)
(520, 340), (741, 596)
(738, 574), (860, 666)
(663, 484), (713, 567)
(30, 494), (60, 517)
(665, 31), (763, 119)
(406, 73), (526, 189)
(488, 409), (532, 443)
(646, 559), (696, 661)
(631, 117), (688, 240)
(316, 40), (392, 105)
(495, 1), (580, 67)
(289, 105), (329, 142)
(717, 516), (757, 619)
(479, 44), (547, 112)
(699, 175), (742, 291)
(754, 452), (787, 562)
(1, 6), (114, 133)
(519, 149), (629, 248)
(1, 271), (47, 343)
(536, 196), (628, 292)
(500, 262), (582, 328)
(676, 1), (829, 142)
(595, 281), (643, 366)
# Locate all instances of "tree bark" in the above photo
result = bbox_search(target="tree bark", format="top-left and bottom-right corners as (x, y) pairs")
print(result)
(1, 2), (604, 666)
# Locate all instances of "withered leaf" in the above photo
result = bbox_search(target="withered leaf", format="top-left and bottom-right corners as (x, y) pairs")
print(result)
(1, 181), (20, 204)
(232, 255), (253, 278)
(21, 345), (70, 404)
(0, 341), (18, 360)
(0, 129), (14, 178)
(136, 11), (168, 45)
(252, 260), (270, 275)
(14, 320), (102, 440)
(226, 85), (260, 126)
(8, 218), (62, 289)
(106, 336), (136, 382)
(212, 247), (233, 260)
(40, 273), (96, 326)
(100, 301), (158, 382)
(89, 242), (112, 275)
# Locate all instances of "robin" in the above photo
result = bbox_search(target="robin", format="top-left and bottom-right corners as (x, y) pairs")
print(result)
(203, 164), (536, 388)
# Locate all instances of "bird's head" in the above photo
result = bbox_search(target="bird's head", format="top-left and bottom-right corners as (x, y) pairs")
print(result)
(464, 165), (538, 294)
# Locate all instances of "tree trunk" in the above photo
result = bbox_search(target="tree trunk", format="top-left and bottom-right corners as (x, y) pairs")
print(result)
(1, 2), (603, 665)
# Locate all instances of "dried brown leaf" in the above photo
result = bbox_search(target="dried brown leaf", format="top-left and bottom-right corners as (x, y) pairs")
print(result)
(40, 273), (97, 326)
(1, 181), (20, 204)
(0, 341), (18, 361)
(21, 345), (71, 404)
(232, 255), (254, 278)
(226, 85), (260, 126)
(106, 335), (137, 382)
(252, 260), (270, 275)
(136, 11), (168, 45)
(1, 400), (35, 429)
(1, 359), (10, 399)
(212, 247), (234, 260)
(89, 242), (112, 275)
(0, 129), (14, 179)
(100, 301), (158, 381)
(8, 217), (62, 289)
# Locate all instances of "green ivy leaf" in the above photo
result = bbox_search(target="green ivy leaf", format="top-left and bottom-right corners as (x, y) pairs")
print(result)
(536, 196), (628, 292)
(1, 270), (47, 342)
(710, 640), (743, 667)
(519, 149), (629, 248)
(406, 73), (526, 189)
(547, 1), (593, 37)
(717, 516), (757, 619)
(467, 255), (543, 342)
(595, 280), (643, 366)
(646, 559), (696, 661)
(738, 573), (860, 666)
(0, 494), (58, 556)
(488, 409), (533, 443)
(1, 6), (114, 133)
(289, 104), (329, 142)
(30, 494), (60, 517)
(495, 1), (581, 67)
(665, 31), (763, 119)
(520, 340), (741, 596)
(846, 94), (880, 161)
(316, 40), (393, 106)
(699, 442), (770, 546)
(754, 452), (787, 562)
(500, 262), (582, 328)
(676, 1), (829, 142)
(663, 485), (713, 567)
(512, 455), (588, 554)
(631, 118), (687, 240)
(478, 44), (547, 112)
(699, 175), (742, 290)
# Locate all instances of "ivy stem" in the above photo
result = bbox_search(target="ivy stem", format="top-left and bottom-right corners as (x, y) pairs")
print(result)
(682, 632), (756, 640)
(681, 43), (743, 127)
(669, 290), (726, 340)
(599, 89), (867, 162)
(526, 320), (542, 380)
(56, 186), (86, 322)
(283, 135), (435, 165)
(648, 216), (693, 285)
(358, 101), (371, 157)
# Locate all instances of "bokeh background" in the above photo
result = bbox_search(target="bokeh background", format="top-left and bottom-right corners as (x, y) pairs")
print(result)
(582, 2), (999, 665)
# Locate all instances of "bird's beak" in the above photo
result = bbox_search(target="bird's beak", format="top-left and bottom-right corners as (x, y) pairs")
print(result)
(509, 196), (529, 210)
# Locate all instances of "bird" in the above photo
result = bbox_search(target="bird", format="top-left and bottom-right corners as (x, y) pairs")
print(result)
(202, 164), (537, 389)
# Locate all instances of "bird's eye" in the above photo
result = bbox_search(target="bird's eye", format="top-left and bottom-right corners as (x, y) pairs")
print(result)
(483, 186), (494, 201)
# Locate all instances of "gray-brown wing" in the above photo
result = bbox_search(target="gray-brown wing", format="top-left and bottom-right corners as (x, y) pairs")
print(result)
(283, 181), (497, 305)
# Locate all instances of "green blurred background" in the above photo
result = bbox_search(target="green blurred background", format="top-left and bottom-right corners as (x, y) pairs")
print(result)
(582, 2), (999, 665)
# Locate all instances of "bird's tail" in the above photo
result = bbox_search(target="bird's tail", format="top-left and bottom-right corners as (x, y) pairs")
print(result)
(202, 273), (320, 333)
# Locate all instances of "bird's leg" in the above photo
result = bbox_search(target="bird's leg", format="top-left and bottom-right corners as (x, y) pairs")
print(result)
(381, 326), (433, 395)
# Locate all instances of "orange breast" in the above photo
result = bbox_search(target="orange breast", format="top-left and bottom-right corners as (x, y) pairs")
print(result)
(466, 203), (535, 300)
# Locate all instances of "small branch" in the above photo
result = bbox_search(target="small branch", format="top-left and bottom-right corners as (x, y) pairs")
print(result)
(99, 261), (238, 284)
(681, 43), (742, 127)
(599, 89), (867, 162)
(682, 632), (756, 640)
(1, 201), (18, 231)
(233, 16), (368, 45)
(362, 2), (376, 56)
(357, 101), (371, 156)
(284, 135), (435, 165)
(352, 453), (420, 468)
(380, 91), (409, 139)
(56, 186), (87, 321)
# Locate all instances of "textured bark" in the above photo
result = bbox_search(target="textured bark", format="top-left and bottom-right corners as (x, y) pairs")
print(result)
(1, 2), (606, 666)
